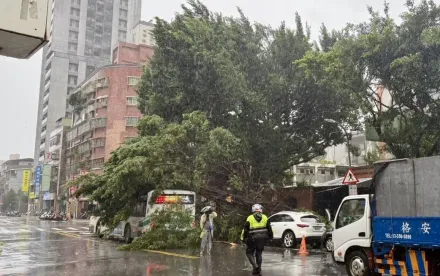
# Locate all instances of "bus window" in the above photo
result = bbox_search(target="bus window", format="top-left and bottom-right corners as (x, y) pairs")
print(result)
(133, 201), (147, 217)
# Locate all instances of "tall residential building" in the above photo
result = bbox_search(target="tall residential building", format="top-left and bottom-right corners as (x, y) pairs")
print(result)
(64, 41), (153, 217)
(34, 0), (142, 166)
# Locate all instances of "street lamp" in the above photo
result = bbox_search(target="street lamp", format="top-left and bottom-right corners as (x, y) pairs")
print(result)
(324, 118), (357, 195)
(324, 119), (352, 167)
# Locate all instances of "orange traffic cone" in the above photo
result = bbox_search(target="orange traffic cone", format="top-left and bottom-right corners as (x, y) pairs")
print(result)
(297, 235), (309, 256)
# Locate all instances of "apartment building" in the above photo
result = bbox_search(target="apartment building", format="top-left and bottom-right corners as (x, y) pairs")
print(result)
(34, 0), (142, 166)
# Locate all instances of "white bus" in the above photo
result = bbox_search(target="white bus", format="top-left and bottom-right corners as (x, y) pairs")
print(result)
(89, 190), (196, 242)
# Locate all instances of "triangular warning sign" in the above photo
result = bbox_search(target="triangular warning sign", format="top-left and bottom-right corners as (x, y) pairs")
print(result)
(342, 168), (359, 185)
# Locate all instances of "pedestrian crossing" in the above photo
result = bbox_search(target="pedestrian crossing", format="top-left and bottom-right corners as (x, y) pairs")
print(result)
(0, 225), (92, 236)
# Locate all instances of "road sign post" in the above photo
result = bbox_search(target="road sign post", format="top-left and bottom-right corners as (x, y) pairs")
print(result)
(342, 168), (359, 195)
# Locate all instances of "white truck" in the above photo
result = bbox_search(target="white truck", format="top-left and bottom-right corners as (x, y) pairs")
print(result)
(332, 157), (440, 276)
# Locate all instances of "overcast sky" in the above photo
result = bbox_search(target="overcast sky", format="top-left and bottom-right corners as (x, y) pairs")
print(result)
(0, 0), (409, 161)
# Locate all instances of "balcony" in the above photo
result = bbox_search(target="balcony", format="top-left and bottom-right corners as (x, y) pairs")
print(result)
(42, 105), (49, 115)
(44, 81), (50, 92)
(95, 77), (108, 88)
(45, 69), (51, 80)
(39, 142), (45, 150)
(91, 118), (107, 129)
(86, 104), (95, 113)
(41, 117), (48, 127)
(41, 130), (47, 138)
(78, 142), (91, 154)
(91, 137), (106, 148)
(43, 92), (49, 104)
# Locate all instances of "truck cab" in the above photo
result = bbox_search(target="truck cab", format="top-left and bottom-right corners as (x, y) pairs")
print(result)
(333, 194), (373, 276)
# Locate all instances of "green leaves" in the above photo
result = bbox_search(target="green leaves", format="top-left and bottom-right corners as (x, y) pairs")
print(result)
(70, 112), (241, 227)
(298, 0), (440, 158)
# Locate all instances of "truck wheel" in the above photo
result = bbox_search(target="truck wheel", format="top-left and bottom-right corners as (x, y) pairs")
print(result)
(282, 230), (296, 248)
(346, 250), (370, 276)
(324, 237), (333, 252)
(124, 224), (132, 244)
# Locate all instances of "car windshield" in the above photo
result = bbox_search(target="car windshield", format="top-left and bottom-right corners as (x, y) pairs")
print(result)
(300, 215), (321, 224)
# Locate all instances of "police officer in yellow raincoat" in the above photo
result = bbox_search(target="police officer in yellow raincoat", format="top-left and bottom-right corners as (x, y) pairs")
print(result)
(241, 204), (273, 275)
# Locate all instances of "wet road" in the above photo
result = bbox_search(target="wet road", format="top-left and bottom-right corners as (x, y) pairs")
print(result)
(0, 216), (346, 276)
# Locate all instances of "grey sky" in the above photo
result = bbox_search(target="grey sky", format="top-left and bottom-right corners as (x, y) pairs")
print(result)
(0, 0), (408, 161)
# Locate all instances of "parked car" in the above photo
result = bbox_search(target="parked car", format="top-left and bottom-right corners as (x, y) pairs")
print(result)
(268, 211), (326, 248)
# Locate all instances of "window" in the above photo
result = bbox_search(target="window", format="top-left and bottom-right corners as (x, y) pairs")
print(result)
(118, 30), (126, 39)
(119, 19), (127, 28)
(300, 215), (321, 223)
(67, 87), (75, 95)
(335, 199), (366, 229)
(320, 170), (326, 175)
(309, 169), (314, 174)
(68, 75), (78, 85)
(70, 19), (79, 28)
(119, 9), (127, 17)
(96, 3), (104, 13)
(69, 30), (78, 40)
(128, 76), (140, 86)
(269, 215), (282, 223)
(127, 96), (138, 106)
(70, 7), (80, 16)
(120, 0), (128, 8)
(126, 117), (139, 127)
(95, 25), (103, 35)
(93, 48), (102, 56)
(142, 39), (146, 43)
(71, 0), (81, 6)
(299, 169), (304, 174)
(69, 63), (78, 72)
(133, 201), (147, 217)
(96, 97), (108, 108)
(281, 215), (294, 222)
(86, 66), (95, 76)
(68, 42), (78, 51)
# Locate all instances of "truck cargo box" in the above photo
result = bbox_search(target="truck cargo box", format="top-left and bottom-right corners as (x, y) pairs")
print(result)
(373, 157), (440, 247)
(375, 157), (440, 217)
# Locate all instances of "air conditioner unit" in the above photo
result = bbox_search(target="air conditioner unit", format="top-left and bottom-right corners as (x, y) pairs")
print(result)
(0, 0), (51, 59)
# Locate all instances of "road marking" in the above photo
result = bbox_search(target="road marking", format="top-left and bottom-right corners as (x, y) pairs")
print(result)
(68, 227), (79, 230)
(80, 227), (89, 230)
(79, 232), (92, 235)
(19, 229), (32, 233)
(51, 228), (62, 231)
(35, 228), (45, 231)
(143, 250), (200, 259)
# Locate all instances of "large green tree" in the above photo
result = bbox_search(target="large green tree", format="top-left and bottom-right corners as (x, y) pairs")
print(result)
(298, 0), (440, 158)
(138, 0), (351, 186)
(71, 1), (357, 226)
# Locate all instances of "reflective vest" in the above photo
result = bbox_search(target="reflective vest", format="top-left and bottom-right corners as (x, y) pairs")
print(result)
(241, 214), (269, 241)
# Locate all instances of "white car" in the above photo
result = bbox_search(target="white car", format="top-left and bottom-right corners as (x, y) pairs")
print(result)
(269, 211), (326, 248)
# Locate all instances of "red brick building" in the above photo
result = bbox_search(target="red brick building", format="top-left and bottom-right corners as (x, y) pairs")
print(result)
(66, 42), (153, 179)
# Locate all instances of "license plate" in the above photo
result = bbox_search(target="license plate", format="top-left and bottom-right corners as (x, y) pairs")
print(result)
(313, 226), (322, 231)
